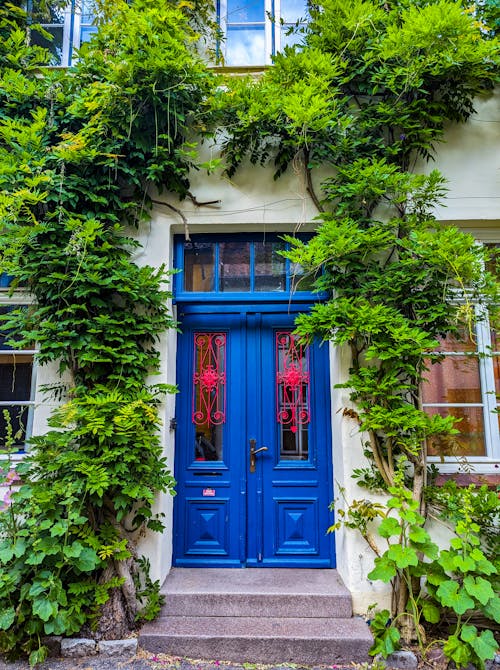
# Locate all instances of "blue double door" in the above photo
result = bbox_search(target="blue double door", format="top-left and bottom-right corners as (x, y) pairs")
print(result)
(173, 309), (334, 567)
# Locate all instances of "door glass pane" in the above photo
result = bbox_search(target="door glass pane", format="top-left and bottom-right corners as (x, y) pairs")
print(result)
(192, 333), (226, 461)
(425, 406), (486, 457)
(422, 356), (481, 404)
(226, 26), (266, 65)
(276, 332), (310, 460)
(184, 242), (215, 292)
(219, 242), (250, 292)
(254, 242), (286, 292)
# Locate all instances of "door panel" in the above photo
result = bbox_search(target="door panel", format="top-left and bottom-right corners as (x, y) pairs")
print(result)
(173, 310), (334, 567)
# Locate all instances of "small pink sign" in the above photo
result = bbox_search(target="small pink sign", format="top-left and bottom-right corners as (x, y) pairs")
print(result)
(203, 488), (216, 497)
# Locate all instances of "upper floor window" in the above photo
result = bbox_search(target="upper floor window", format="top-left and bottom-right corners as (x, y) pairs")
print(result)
(30, 1), (96, 67)
(217, 0), (308, 66)
(174, 234), (319, 301)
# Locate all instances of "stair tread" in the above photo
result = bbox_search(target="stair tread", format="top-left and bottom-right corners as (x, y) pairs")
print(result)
(141, 615), (372, 640)
(161, 568), (350, 597)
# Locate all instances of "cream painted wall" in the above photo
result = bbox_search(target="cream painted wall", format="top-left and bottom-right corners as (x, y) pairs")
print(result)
(16, 89), (499, 603)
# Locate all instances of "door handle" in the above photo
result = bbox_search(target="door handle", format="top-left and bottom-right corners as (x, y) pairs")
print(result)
(249, 439), (268, 473)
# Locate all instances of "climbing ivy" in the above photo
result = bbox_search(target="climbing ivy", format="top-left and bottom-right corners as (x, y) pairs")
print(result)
(215, 0), (500, 664)
(0, 0), (215, 664)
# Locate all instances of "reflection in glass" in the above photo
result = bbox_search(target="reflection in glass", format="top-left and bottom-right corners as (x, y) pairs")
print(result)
(226, 27), (266, 65)
(192, 333), (226, 461)
(281, 0), (308, 22)
(437, 329), (477, 352)
(254, 242), (286, 291)
(219, 242), (251, 292)
(289, 262), (315, 292)
(422, 356), (481, 404)
(0, 354), (33, 449)
(31, 26), (64, 64)
(226, 0), (264, 23)
(184, 243), (215, 292)
(276, 332), (310, 460)
(425, 406), (486, 457)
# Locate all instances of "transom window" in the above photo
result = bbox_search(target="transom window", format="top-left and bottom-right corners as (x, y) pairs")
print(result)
(217, 0), (308, 66)
(30, 1), (96, 67)
(174, 234), (317, 300)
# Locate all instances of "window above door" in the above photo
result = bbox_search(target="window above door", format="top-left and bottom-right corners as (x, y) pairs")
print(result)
(217, 0), (308, 66)
(174, 234), (321, 302)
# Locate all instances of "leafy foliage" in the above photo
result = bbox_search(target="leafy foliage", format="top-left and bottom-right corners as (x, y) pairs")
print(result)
(0, 0), (214, 662)
(215, 0), (500, 665)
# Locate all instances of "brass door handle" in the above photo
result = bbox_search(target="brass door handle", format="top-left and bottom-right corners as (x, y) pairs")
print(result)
(250, 439), (268, 473)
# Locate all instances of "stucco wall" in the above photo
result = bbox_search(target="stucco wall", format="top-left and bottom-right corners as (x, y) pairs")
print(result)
(22, 89), (500, 604)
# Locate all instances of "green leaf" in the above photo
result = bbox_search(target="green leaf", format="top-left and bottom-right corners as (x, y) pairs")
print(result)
(29, 647), (48, 667)
(387, 544), (418, 568)
(463, 575), (495, 606)
(421, 600), (440, 624)
(470, 629), (498, 662)
(75, 547), (100, 572)
(408, 526), (431, 544)
(443, 634), (471, 668)
(453, 554), (476, 573)
(368, 556), (397, 582)
(436, 581), (474, 615)
(378, 517), (401, 538)
(482, 596), (500, 624)
(0, 607), (15, 630)
(33, 597), (57, 622)
(0, 546), (14, 563)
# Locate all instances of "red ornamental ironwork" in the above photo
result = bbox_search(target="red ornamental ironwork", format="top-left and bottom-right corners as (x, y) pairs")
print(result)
(192, 332), (226, 427)
(276, 331), (310, 433)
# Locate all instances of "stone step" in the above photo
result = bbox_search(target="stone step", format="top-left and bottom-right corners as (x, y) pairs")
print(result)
(139, 615), (373, 665)
(159, 568), (353, 618)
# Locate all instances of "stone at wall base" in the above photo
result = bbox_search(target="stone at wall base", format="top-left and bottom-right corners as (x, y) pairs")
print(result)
(98, 639), (138, 657)
(60, 638), (97, 657)
(375, 650), (418, 669)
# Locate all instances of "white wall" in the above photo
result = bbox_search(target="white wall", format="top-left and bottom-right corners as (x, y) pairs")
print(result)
(22, 89), (500, 602)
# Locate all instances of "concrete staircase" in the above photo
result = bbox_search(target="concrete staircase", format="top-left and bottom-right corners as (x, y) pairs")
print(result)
(139, 568), (373, 664)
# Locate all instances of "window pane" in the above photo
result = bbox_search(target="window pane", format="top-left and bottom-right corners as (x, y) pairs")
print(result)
(289, 262), (315, 292)
(226, 0), (264, 23)
(437, 329), (477, 353)
(280, 0), (308, 23)
(0, 405), (30, 449)
(422, 356), (481, 404)
(192, 333), (226, 462)
(276, 332), (310, 460)
(280, 27), (303, 50)
(425, 406), (486, 457)
(254, 242), (286, 291)
(0, 355), (33, 402)
(494, 355), (500, 398)
(184, 243), (215, 292)
(219, 242), (250, 292)
(226, 26), (265, 65)
(31, 26), (64, 64)
(80, 26), (97, 44)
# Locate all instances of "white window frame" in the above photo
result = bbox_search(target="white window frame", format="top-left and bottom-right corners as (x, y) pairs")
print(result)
(31, 1), (96, 67)
(424, 233), (500, 473)
(217, 0), (307, 66)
